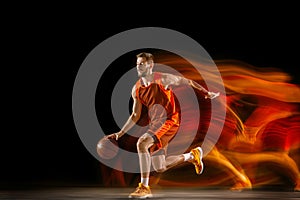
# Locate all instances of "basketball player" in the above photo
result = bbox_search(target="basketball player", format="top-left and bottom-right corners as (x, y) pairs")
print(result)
(106, 52), (219, 198)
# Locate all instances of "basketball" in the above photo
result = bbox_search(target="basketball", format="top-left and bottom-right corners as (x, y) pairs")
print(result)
(97, 138), (119, 159)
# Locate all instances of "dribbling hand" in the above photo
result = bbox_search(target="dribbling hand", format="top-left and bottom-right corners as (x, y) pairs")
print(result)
(105, 133), (119, 141)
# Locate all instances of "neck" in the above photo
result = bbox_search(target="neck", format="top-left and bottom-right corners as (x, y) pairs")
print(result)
(141, 73), (154, 86)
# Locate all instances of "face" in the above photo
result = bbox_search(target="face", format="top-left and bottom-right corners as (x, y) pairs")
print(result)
(136, 57), (151, 77)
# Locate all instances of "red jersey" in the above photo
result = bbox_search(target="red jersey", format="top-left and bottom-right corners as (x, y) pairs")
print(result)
(135, 72), (180, 151)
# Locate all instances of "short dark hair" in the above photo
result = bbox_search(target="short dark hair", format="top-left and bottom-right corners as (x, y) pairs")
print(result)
(136, 52), (154, 62)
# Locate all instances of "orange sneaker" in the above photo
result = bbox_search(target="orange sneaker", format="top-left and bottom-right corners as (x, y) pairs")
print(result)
(128, 182), (153, 199)
(190, 147), (204, 174)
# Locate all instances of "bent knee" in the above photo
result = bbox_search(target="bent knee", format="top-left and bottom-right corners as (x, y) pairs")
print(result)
(154, 167), (167, 173)
(137, 138), (148, 151)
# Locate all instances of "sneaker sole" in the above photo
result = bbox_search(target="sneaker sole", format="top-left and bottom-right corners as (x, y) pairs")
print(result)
(128, 194), (153, 199)
(198, 147), (204, 174)
(194, 147), (204, 174)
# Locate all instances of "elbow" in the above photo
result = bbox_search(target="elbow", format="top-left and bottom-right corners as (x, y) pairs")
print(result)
(131, 112), (141, 122)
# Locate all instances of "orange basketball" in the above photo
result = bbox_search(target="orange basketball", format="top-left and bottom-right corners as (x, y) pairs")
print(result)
(97, 138), (119, 159)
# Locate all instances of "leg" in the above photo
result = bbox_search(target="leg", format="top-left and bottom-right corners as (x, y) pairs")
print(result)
(152, 147), (203, 174)
(129, 133), (154, 198)
(137, 133), (155, 184)
(152, 154), (185, 173)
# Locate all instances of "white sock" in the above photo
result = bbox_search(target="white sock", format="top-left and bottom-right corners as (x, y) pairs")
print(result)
(183, 153), (194, 161)
(141, 177), (149, 186)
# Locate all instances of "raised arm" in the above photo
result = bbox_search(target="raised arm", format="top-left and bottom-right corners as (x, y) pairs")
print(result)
(106, 85), (142, 140)
(161, 73), (219, 99)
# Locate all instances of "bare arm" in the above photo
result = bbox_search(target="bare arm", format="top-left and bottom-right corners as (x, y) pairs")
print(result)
(106, 85), (142, 140)
(161, 73), (219, 99)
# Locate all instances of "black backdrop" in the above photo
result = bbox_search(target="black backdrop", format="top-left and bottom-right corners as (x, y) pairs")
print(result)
(2, 5), (299, 188)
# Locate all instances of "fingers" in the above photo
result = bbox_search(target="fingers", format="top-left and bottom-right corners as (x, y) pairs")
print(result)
(104, 134), (116, 140)
(208, 92), (220, 99)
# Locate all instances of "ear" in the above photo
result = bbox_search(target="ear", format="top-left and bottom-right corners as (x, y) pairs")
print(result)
(149, 61), (154, 69)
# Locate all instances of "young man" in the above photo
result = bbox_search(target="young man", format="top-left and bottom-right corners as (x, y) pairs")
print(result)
(106, 52), (219, 198)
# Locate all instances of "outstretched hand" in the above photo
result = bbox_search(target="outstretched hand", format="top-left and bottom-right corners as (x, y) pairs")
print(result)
(205, 91), (220, 100)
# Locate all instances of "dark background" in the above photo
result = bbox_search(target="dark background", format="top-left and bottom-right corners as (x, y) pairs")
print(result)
(2, 4), (299, 189)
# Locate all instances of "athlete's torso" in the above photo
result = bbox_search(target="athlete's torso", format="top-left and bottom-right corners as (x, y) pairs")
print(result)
(135, 72), (178, 122)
